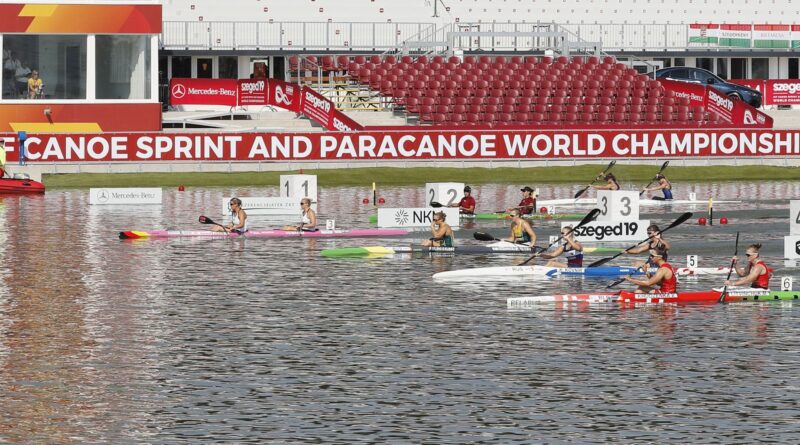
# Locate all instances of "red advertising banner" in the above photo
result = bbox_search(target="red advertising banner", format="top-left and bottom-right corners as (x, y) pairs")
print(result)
(268, 79), (301, 112)
(300, 88), (334, 127)
(237, 79), (268, 106)
(660, 79), (707, 107)
(733, 79), (800, 105)
(661, 79), (772, 127)
(4, 129), (800, 163)
(0, 4), (162, 34)
(170, 78), (237, 107)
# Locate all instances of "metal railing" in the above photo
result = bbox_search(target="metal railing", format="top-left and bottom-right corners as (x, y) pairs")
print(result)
(161, 21), (435, 51)
(162, 21), (800, 53)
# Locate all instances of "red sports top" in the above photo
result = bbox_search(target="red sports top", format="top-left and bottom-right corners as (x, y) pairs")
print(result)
(458, 196), (476, 214)
(752, 260), (772, 289)
(658, 262), (677, 293)
(518, 197), (536, 215)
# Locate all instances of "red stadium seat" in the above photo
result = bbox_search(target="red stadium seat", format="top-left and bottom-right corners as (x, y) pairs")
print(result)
(353, 55), (367, 64)
(501, 104), (516, 114)
(518, 96), (533, 107)
(661, 112), (674, 123)
(525, 56), (539, 64)
(406, 98), (420, 113)
(464, 56), (477, 65)
(436, 104), (451, 115)
(602, 56), (615, 65)
(661, 105), (675, 116)
(514, 112), (531, 123)
(533, 104), (548, 114)
(433, 113), (447, 124)
(483, 113), (497, 125)
(530, 112), (546, 124)
(420, 105), (434, 122)
(438, 96), (454, 106)
(516, 103), (531, 113)
(629, 112), (642, 123)
(564, 112), (579, 123)
(587, 56), (599, 65)
(468, 104), (483, 115)
(453, 104), (467, 115)
(497, 113), (513, 125)
(565, 104), (580, 115)
(483, 104), (499, 115)
(612, 112), (626, 122)
(567, 96), (583, 106)
(580, 112), (594, 123)
(450, 113), (464, 124)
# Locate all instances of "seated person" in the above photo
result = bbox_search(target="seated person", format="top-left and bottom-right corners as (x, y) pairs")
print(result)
(27, 70), (43, 99)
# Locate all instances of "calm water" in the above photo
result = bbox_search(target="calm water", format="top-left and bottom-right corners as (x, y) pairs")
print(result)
(1, 182), (799, 444)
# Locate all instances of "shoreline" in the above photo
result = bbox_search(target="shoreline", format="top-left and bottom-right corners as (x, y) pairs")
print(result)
(41, 165), (800, 188)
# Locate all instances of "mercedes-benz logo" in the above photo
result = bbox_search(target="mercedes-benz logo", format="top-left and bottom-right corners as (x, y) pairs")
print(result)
(98, 189), (109, 203)
(172, 84), (187, 99)
(394, 210), (409, 225)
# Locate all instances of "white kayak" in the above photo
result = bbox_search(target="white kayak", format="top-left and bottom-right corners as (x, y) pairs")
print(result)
(538, 197), (741, 207)
(433, 265), (643, 279)
(675, 266), (731, 276)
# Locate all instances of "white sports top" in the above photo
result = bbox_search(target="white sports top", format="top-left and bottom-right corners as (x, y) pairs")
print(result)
(231, 212), (248, 232)
(301, 210), (311, 225)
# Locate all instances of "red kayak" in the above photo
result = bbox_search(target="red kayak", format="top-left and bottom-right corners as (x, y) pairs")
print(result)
(0, 177), (45, 194)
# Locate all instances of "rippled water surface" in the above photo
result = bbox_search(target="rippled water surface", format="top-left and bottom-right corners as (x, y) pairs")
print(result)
(1, 181), (800, 444)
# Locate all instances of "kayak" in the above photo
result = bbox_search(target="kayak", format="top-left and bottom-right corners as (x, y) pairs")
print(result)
(433, 265), (643, 279)
(507, 288), (799, 308)
(321, 244), (623, 258)
(368, 212), (583, 223)
(538, 197), (741, 207)
(675, 266), (731, 276)
(0, 177), (45, 194)
(119, 228), (409, 239)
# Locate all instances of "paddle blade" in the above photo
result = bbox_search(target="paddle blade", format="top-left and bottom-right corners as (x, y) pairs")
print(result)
(577, 208), (601, 227)
(606, 276), (627, 289)
(658, 160), (670, 173)
(199, 215), (217, 225)
(665, 212), (693, 230)
(573, 185), (590, 199)
(603, 160), (617, 173)
(473, 232), (498, 242)
(430, 201), (443, 208)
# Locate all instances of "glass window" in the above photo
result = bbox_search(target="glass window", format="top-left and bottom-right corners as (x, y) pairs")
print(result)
(673, 58), (686, 67)
(654, 57), (671, 68)
(731, 58), (747, 79)
(171, 56), (191, 78)
(3, 35), (86, 100)
(752, 58), (769, 79)
(196, 58), (213, 78)
(696, 57), (713, 71)
(219, 56), (238, 79)
(96, 35), (151, 100)
(716, 58), (728, 79)
(789, 58), (799, 79)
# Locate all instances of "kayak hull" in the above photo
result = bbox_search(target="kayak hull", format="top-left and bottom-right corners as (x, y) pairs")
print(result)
(0, 178), (45, 194)
(120, 228), (409, 239)
(508, 289), (800, 307)
(368, 212), (583, 223)
(433, 265), (643, 279)
(675, 266), (731, 276)
(537, 198), (740, 207)
(321, 244), (623, 257)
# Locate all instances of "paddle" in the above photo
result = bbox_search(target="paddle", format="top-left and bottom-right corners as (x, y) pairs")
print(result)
(718, 231), (740, 303)
(586, 211), (693, 268)
(573, 160), (616, 199)
(517, 208), (601, 266)
(430, 201), (443, 208)
(606, 268), (642, 289)
(199, 215), (228, 234)
(639, 161), (670, 197)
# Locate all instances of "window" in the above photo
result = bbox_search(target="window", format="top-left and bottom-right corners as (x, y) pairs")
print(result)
(654, 57), (671, 68)
(789, 58), (799, 79)
(751, 58), (769, 79)
(673, 58), (686, 67)
(3, 35), (86, 100)
(731, 58), (747, 79)
(716, 58), (728, 79)
(172, 56), (191, 78)
(218, 56), (238, 79)
(696, 57), (713, 71)
(96, 35), (151, 100)
(197, 58), (213, 78)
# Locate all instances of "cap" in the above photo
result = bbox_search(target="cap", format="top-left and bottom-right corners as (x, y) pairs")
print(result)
(520, 186), (534, 193)
(463, 186), (472, 192)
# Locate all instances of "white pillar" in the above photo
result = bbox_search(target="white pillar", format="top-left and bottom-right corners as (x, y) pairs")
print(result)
(150, 34), (159, 100)
(86, 34), (96, 100)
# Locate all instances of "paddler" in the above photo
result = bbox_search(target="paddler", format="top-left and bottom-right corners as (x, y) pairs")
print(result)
(623, 224), (671, 270)
(592, 173), (620, 191)
(540, 225), (583, 267)
(507, 186), (536, 215)
(725, 243), (772, 289)
(505, 210), (537, 245)
(283, 197), (317, 231)
(449, 185), (476, 214)
(624, 246), (676, 293)
(642, 173), (673, 200)
(422, 211), (454, 247)
(0, 140), (7, 178)
(212, 197), (248, 234)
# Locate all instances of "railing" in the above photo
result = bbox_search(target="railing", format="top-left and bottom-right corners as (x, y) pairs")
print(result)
(162, 21), (800, 53)
(161, 21), (435, 51)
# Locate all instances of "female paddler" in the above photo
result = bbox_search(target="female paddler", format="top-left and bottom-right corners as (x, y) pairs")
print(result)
(505, 210), (537, 245)
(212, 197), (248, 234)
(423, 211), (454, 247)
(283, 197), (317, 231)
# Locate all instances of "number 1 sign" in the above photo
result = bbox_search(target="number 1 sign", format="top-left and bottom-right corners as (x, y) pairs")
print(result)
(280, 175), (318, 201)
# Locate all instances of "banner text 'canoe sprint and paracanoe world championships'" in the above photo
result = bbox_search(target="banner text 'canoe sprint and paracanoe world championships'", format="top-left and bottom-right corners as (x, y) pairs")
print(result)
(9, 130), (800, 162)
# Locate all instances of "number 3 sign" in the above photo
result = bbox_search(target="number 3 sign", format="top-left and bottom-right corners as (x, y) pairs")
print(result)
(596, 190), (640, 222)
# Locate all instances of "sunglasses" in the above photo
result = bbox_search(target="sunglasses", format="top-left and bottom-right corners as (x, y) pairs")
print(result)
(746, 253), (757, 257)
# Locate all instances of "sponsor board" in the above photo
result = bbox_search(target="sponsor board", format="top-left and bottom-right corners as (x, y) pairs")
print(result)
(783, 235), (800, 259)
(6, 129), (800, 162)
(89, 187), (162, 205)
(562, 220), (649, 242)
(238, 79), (268, 106)
(706, 88), (734, 122)
(221, 197), (313, 216)
(170, 78), (237, 107)
(377, 207), (461, 228)
(301, 88), (334, 128)
(269, 79), (301, 112)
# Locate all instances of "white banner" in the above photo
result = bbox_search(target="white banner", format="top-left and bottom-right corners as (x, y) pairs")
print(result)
(89, 187), (162, 205)
(221, 196), (315, 216)
(377, 207), (461, 228)
(562, 220), (650, 242)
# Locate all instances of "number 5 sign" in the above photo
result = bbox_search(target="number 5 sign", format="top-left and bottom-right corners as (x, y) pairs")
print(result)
(280, 175), (317, 201)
